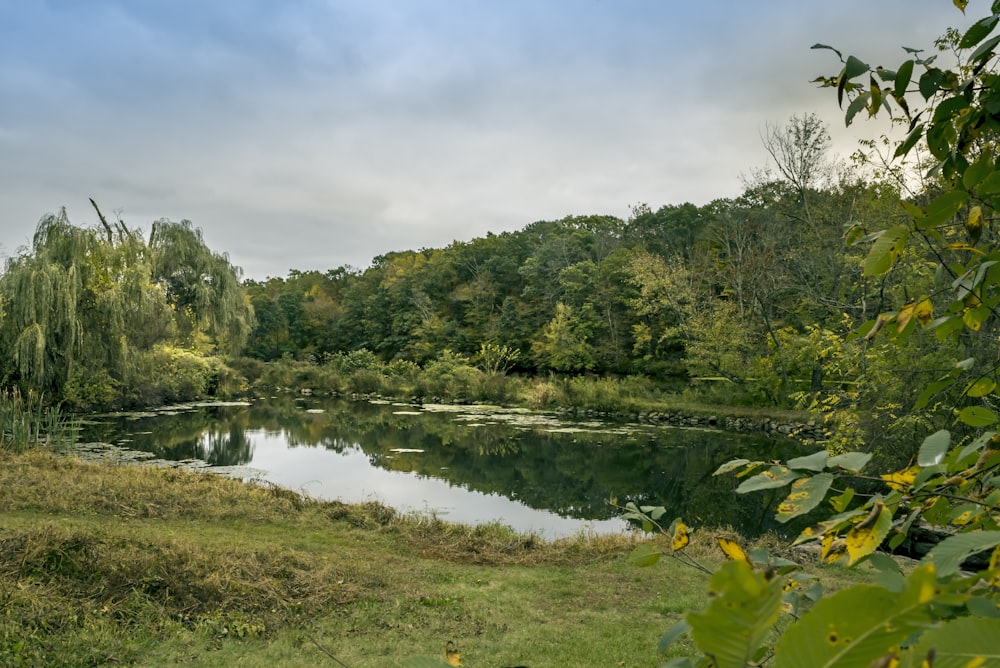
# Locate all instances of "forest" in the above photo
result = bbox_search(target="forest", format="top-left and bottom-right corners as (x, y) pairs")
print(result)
(2, 2), (1000, 665)
(0, 108), (984, 463)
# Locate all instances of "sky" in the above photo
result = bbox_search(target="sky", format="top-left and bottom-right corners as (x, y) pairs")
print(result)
(0, 0), (975, 280)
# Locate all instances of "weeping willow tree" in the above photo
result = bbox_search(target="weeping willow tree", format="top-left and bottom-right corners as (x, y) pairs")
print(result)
(0, 209), (253, 406)
(149, 219), (254, 355)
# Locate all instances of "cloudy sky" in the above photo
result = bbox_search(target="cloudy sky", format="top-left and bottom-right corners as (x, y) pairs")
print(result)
(0, 1), (972, 279)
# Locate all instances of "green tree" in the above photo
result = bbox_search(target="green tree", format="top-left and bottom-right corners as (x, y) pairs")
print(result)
(638, 4), (1000, 666)
(149, 219), (254, 354)
(0, 211), (252, 407)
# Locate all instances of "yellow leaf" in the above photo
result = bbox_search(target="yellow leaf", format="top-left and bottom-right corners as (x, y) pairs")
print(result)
(914, 298), (933, 325)
(951, 510), (976, 526)
(717, 537), (748, 562)
(881, 465), (919, 491)
(989, 545), (1000, 588)
(672, 521), (690, 551)
(821, 534), (846, 563)
(967, 205), (983, 246)
(445, 641), (461, 667)
(846, 502), (892, 566)
(896, 302), (915, 333)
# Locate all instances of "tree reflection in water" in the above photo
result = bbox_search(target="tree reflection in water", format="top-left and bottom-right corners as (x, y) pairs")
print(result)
(81, 396), (805, 537)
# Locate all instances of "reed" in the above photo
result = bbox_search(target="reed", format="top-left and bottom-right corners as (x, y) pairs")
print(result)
(0, 388), (78, 452)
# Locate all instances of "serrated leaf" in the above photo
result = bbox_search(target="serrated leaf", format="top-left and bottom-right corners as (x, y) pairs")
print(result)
(924, 530), (1000, 576)
(918, 429), (951, 466)
(787, 450), (830, 472)
(863, 225), (910, 276)
(919, 191), (969, 229)
(774, 567), (937, 668)
(846, 502), (892, 565)
(913, 616), (1000, 666)
(688, 561), (783, 668)
(776, 474), (834, 523)
(958, 405), (998, 427)
(979, 169), (1000, 195)
(960, 15), (1000, 48)
(971, 33), (1000, 63)
(964, 154), (995, 188)
(845, 92), (869, 126)
(828, 451), (872, 473)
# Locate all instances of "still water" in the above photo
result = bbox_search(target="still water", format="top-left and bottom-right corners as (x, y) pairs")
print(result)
(79, 396), (803, 538)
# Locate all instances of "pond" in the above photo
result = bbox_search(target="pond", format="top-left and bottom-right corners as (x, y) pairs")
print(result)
(77, 395), (805, 539)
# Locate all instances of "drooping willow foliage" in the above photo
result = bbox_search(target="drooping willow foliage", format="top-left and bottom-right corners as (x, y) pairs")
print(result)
(0, 209), (253, 406)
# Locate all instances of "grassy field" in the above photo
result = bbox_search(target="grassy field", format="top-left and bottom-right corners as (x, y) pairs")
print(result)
(0, 450), (858, 667)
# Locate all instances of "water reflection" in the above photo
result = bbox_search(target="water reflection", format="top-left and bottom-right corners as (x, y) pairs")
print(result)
(80, 396), (804, 538)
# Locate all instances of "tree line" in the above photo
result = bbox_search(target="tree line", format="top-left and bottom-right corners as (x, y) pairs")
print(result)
(0, 110), (988, 456)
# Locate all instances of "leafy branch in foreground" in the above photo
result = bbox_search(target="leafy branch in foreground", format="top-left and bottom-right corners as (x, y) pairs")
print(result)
(628, 3), (1000, 666)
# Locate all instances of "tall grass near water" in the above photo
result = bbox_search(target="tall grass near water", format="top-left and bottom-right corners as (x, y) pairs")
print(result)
(0, 388), (78, 452)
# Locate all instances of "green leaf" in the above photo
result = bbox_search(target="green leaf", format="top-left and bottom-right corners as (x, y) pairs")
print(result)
(918, 429), (951, 466)
(894, 122), (925, 158)
(773, 566), (937, 668)
(933, 95), (971, 123)
(811, 43), (843, 59)
(958, 430), (995, 462)
(629, 543), (662, 567)
(827, 452), (873, 473)
(736, 466), (802, 493)
(658, 620), (692, 655)
(776, 474), (834, 523)
(829, 487), (855, 513)
(963, 154), (994, 188)
(971, 33), (1000, 63)
(714, 458), (753, 475)
(687, 561), (783, 668)
(920, 67), (946, 100)
(978, 169), (1000, 195)
(960, 15), (1000, 48)
(958, 406), (998, 427)
(894, 59), (914, 98)
(787, 450), (830, 472)
(924, 530), (1000, 576)
(918, 191), (968, 229)
(845, 92), (869, 126)
(967, 596), (1000, 618)
(965, 376), (997, 398)
(863, 225), (910, 277)
(911, 616), (1000, 666)
(844, 55), (869, 80)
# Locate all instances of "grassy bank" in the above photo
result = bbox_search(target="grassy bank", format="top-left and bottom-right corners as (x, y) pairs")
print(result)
(0, 450), (707, 666)
(0, 450), (864, 667)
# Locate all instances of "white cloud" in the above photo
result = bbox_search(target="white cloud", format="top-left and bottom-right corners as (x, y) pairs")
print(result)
(0, 0), (974, 278)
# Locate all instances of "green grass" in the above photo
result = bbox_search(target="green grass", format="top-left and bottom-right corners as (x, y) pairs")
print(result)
(0, 450), (862, 667)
